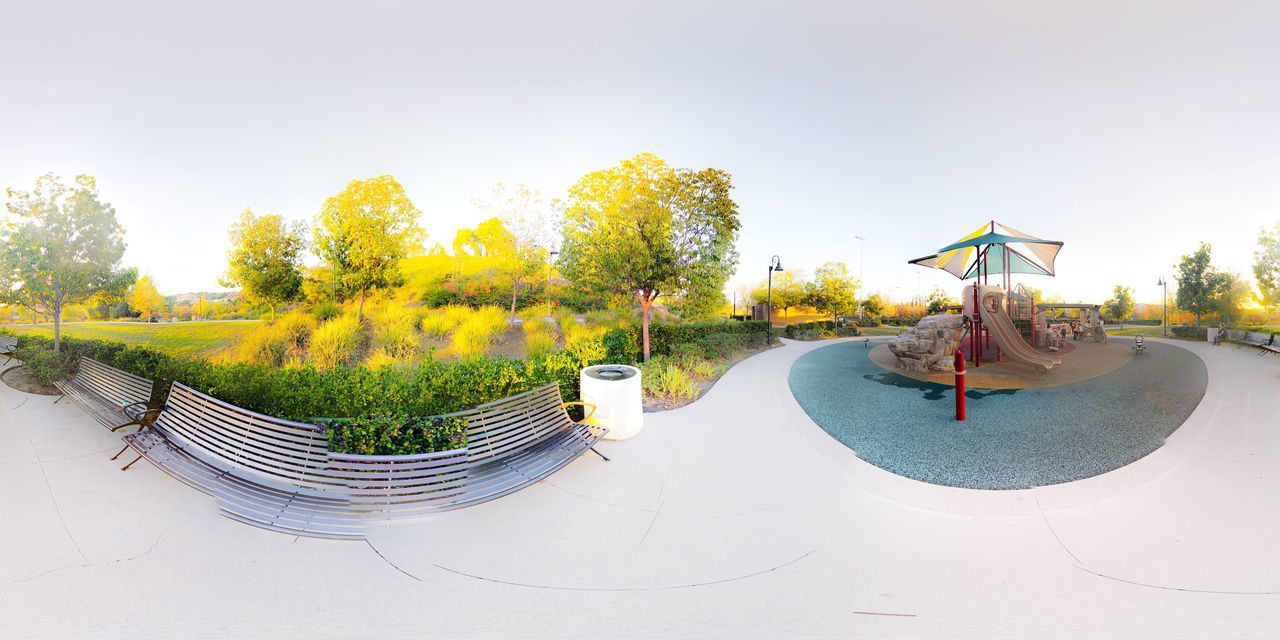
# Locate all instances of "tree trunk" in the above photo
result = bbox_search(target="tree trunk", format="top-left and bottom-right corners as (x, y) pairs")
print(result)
(640, 293), (652, 362)
(510, 277), (519, 322)
(53, 306), (62, 352)
(356, 289), (366, 321)
(271, 304), (277, 322)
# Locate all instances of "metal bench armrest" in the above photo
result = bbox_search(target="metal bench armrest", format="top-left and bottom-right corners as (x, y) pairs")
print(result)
(562, 401), (597, 426)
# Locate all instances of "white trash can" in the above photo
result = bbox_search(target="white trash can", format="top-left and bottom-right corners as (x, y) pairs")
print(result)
(580, 365), (643, 440)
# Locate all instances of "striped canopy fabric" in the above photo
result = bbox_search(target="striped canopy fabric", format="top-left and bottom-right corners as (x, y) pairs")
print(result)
(908, 222), (1063, 280)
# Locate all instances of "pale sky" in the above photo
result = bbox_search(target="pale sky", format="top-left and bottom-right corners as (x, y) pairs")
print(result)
(2, 1), (1277, 305)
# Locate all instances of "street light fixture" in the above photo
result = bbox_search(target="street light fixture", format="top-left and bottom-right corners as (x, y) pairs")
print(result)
(767, 255), (784, 338)
(1157, 275), (1167, 337)
(547, 250), (559, 316)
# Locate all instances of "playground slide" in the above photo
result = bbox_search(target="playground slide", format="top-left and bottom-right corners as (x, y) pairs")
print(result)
(979, 286), (1062, 372)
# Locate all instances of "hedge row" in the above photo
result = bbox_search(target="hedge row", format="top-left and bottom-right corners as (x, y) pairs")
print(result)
(1171, 326), (1208, 341)
(645, 320), (772, 358)
(7, 333), (604, 420)
(783, 321), (861, 340)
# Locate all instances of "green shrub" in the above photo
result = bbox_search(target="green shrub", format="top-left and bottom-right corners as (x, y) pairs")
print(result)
(322, 413), (468, 455)
(783, 321), (861, 340)
(16, 347), (77, 385)
(646, 320), (770, 358)
(1171, 325), (1208, 341)
(311, 316), (363, 370)
(600, 328), (640, 364)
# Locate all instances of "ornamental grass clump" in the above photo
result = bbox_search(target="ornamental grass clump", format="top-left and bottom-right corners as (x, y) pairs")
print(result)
(232, 312), (316, 366)
(421, 305), (471, 339)
(639, 357), (699, 401)
(370, 305), (421, 359)
(520, 309), (557, 359)
(310, 315), (363, 370)
(449, 306), (508, 359)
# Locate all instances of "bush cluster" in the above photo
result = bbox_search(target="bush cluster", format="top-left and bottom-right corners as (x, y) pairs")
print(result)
(322, 413), (468, 456)
(1171, 325), (1208, 341)
(645, 320), (771, 359)
(783, 321), (861, 341)
(13, 346), (77, 385)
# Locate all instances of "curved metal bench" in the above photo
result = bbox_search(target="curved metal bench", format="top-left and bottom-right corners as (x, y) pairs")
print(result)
(122, 382), (608, 540)
(55, 357), (157, 431)
(0, 335), (16, 366)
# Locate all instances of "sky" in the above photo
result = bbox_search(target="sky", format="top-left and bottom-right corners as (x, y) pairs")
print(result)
(2, 0), (1277, 306)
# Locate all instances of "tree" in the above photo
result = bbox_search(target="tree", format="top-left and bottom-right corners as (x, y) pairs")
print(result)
(313, 176), (424, 320)
(804, 262), (857, 322)
(1255, 223), (1280, 311)
(0, 174), (136, 351)
(193, 296), (213, 320)
(861, 293), (885, 317)
(1103, 285), (1134, 328)
(560, 153), (740, 361)
(1175, 243), (1230, 326)
(473, 183), (558, 320)
(1215, 273), (1253, 325)
(220, 209), (306, 321)
(751, 269), (806, 321)
(926, 288), (956, 315)
(129, 276), (166, 321)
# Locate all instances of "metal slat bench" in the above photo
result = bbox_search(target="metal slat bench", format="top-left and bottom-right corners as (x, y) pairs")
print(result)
(1231, 330), (1280, 356)
(0, 335), (16, 366)
(122, 382), (608, 540)
(55, 357), (157, 432)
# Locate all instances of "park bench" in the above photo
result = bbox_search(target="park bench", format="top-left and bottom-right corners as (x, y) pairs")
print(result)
(0, 335), (16, 366)
(55, 357), (158, 432)
(1231, 331), (1280, 356)
(121, 382), (609, 540)
(1131, 335), (1145, 356)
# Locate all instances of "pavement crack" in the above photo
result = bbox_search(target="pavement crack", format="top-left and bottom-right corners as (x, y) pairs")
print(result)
(9, 535), (162, 583)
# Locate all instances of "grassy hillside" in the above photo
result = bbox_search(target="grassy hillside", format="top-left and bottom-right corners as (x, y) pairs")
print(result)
(1, 320), (260, 359)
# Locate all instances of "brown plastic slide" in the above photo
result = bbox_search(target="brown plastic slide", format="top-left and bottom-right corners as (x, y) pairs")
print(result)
(978, 286), (1061, 373)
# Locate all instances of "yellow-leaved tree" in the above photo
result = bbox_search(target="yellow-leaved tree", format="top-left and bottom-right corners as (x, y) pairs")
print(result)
(313, 176), (424, 320)
(130, 275), (167, 321)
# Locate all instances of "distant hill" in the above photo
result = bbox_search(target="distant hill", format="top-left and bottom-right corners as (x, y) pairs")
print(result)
(169, 291), (240, 306)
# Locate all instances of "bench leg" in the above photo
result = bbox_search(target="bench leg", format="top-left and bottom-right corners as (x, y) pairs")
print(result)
(110, 444), (131, 461)
(111, 420), (141, 433)
(53, 394), (64, 404)
(120, 455), (143, 471)
(588, 446), (611, 462)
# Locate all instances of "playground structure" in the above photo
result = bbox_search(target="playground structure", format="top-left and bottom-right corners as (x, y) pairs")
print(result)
(906, 221), (1104, 374)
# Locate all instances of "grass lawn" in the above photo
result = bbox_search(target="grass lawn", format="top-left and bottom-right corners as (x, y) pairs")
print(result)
(1107, 326), (1166, 337)
(859, 326), (908, 336)
(0, 320), (260, 359)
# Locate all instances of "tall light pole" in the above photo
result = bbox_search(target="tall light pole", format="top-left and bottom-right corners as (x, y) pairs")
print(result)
(854, 235), (866, 290)
(767, 255), (783, 340)
(1157, 275), (1167, 336)
(547, 250), (559, 316)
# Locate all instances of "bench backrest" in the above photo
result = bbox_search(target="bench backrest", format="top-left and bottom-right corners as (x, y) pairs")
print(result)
(154, 382), (335, 490)
(75, 357), (154, 409)
(0, 335), (17, 352)
(460, 384), (576, 464)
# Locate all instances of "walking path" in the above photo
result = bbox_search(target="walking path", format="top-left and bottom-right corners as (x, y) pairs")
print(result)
(1, 337), (1277, 638)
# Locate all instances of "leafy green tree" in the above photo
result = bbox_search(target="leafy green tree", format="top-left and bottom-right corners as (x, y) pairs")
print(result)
(1215, 273), (1253, 325)
(220, 209), (306, 321)
(313, 176), (424, 320)
(804, 262), (857, 322)
(193, 296), (213, 320)
(1175, 243), (1230, 326)
(1254, 223), (1280, 311)
(860, 293), (885, 317)
(750, 269), (806, 321)
(129, 275), (167, 321)
(926, 288), (956, 315)
(1103, 285), (1134, 328)
(473, 183), (557, 319)
(560, 153), (740, 361)
(0, 174), (136, 351)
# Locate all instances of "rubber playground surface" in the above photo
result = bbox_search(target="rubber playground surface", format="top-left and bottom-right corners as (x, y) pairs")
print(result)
(789, 337), (1208, 489)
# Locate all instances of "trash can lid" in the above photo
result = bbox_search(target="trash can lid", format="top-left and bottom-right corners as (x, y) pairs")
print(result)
(583, 365), (638, 381)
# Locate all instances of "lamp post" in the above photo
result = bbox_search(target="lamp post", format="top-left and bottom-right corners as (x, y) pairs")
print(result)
(547, 250), (559, 316)
(767, 255), (783, 340)
(1157, 275), (1167, 336)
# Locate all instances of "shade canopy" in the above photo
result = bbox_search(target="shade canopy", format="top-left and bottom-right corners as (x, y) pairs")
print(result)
(908, 221), (1063, 280)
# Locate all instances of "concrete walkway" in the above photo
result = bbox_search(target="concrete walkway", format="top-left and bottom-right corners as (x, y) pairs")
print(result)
(2, 338), (1278, 638)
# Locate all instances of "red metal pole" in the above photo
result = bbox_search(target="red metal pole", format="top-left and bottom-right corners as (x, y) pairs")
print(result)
(954, 349), (966, 421)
